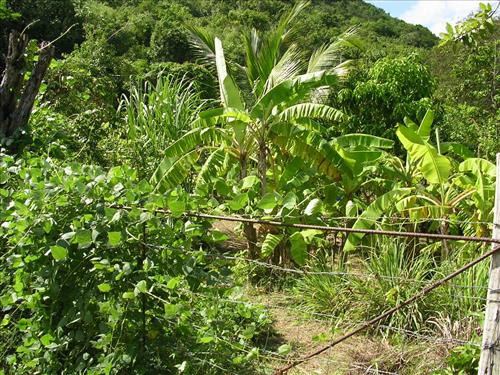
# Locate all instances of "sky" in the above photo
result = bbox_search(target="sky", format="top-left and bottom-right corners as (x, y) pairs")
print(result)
(365, 0), (498, 36)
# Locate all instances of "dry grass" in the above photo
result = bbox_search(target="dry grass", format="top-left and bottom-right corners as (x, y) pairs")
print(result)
(251, 292), (451, 375)
(212, 223), (455, 374)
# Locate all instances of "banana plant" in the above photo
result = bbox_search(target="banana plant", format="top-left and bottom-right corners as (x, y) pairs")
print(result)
(345, 110), (495, 259)
(156, 1), (366, 196)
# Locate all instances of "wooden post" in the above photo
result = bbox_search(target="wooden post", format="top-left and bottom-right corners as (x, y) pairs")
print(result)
(479, 153), (500, 374)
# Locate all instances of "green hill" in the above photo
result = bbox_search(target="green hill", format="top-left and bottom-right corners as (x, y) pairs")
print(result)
(1, 0), (437, 69)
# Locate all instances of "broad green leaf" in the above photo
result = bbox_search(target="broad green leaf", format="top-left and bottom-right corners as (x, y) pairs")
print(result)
(282, 192), (298, 209)
(135, 280), (147, 294)
(403, 117), (418, 131)
(345, 200), (358, 217)
(163, 304), (179, 318)
(215, 179), (231, 196)
(261, 233), (283, 258)
(257, 192), (280, 210)
(241, 176), (260, 190)
(163, 127), (225, 160)
(40, 334), (54, 347)
(441, 142), (474, 159)
(341, 150), (382, 165)
(232, 121), (247, 145)
(417, 110), (434, 141)
(344, 188), (412, 252)
(289, 232), (307, 266)
(336, 134), (394, 149)
(122, 292), (135, 299)
(215, 37), (244, 110)
(168, 195), (186, 217)
(107, 232), (122, 247)
(278, 344), (292, 355)
(195, 148), (227, 188)
(278, 103), (345, 122)
(198, 336), (215, 344)
(396, 124), (451, 185)
(459, 158), (495, 177)
(228, 193), (248, 211)
(304, 198), (322, 216)
(75, 230), (92, 248)
(50, 245), (68, 261)
(300, 229), (323, 243)
(252, 71), (337, 118)
(151, 151), (199, 193)
(166, 277), (181, 290)
(98, 283), (111, 293)
(271, 123), (352, 181)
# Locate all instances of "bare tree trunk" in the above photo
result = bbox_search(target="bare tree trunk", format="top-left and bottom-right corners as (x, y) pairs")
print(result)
(0, 31), (55, 140)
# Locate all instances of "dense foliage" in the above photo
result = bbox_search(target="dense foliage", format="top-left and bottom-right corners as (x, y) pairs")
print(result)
(0, 0), (498, 373)
(0, 153), (271, 373)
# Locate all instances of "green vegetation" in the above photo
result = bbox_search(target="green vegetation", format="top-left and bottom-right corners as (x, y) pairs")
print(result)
(0, 0), (498, 373)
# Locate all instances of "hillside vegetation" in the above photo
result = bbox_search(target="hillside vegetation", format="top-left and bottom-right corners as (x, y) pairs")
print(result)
(0, 1), (498, 374)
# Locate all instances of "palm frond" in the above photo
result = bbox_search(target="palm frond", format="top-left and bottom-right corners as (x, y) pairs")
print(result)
(186, 24), (216, 67)
(263, 44), (305, 95)
(307, 27), (362, 73)
(243, 28), (263, 89)
(275, 0), (310, 44)
(248, 1), (309, 98)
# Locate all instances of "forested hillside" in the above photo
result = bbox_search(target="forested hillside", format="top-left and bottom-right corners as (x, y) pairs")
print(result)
(1, 0), (496, 160)
(0, 0), (498, 374)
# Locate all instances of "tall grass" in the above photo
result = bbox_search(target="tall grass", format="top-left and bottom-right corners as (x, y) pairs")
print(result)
(431, 245), (488, 322)
(293, 238), (487, 334)
(293, 268), (356, 319)
(355, 238), (435, 331)
(119, 74), (208, 177)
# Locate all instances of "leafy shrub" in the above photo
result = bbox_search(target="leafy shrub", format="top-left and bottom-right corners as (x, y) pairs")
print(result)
(0, 152), (271, 373)
(432, 344), (480, 374)
(332, 54), (436, 140)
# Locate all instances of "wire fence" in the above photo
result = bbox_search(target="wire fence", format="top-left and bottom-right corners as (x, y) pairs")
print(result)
(111, 204), (500, 245)
(114, 204), (499, 374)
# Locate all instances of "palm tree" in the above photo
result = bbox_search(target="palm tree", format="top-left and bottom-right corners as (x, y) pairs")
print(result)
(184, 0), (362, 194)
(152, 1), (371, 258)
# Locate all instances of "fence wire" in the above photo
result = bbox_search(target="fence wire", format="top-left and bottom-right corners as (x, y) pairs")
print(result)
(122, 202), (499, 373)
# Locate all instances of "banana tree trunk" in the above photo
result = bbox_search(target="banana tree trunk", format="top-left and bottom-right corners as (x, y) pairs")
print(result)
(258, 140), (267, 195)
(239, 151), (258, 258)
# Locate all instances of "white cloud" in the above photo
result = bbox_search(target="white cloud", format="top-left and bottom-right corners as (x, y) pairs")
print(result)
(400, 1), (497, 36)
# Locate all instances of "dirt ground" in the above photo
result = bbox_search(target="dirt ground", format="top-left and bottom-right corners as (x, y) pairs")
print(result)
(250, 292), (450, 375)
(211, 221), (453, 374)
